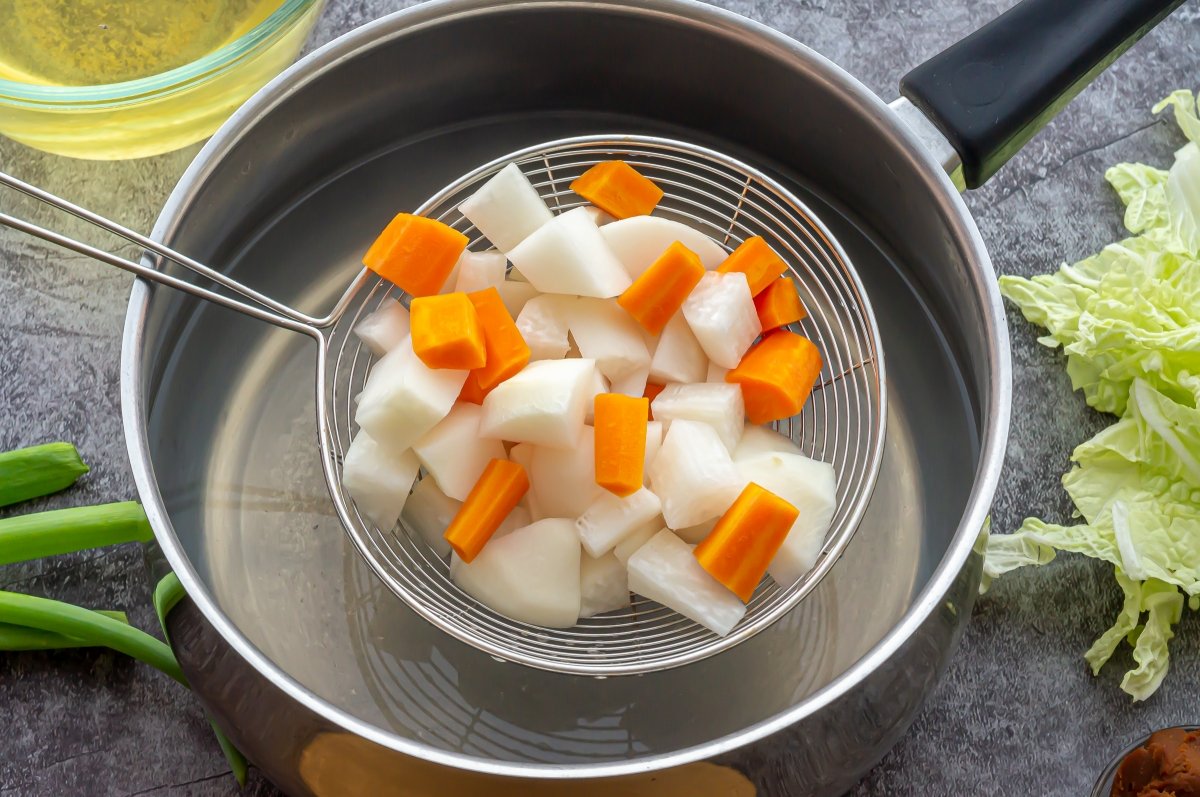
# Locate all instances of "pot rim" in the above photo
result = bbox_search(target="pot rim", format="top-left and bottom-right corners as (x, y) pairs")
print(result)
(121, 0), (1012, 779)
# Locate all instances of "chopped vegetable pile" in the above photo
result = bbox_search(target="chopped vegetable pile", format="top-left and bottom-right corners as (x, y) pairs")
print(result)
(347, 158), (837, 634)
(986, 89), (1200, 700)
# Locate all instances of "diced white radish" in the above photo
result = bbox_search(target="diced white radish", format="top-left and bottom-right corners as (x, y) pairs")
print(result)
(506, 207), (631, 298)
(458, 163), (554, 252)
(568, 298), (651, 381)
(582, 205), (616, 227)
(734, 424), (802, 460)
(508, 267), (528, 282)
(706, 361), (728, 383)
(507, 443), (543, 520)
(580, 552), (630, 618)
(516, 294), (575, 361)
(627, 530), (746, 636)
(650, 383), (744, 453)
(342, 432), (420, 531)
(495, 279), (540, 318)
(736, 452), (837, 586)
(492, 505), (533, 539)
(575, 487), (663, 558)
(353, 301), (410, 356)
(479, 359), (596, 449)
(648, 313), (707, 385)
(647, 419), (743, 529)
(682, 272), (761, 369)
(676, 518), (716, 544)
(450, 518), (581, 627)
(439, 257), (462, 294)
(645, 421), (663, 474)
(600, 216), (729, 279)
(355, 339), (468, 451)
(402, 477), (459, 558)
(412, 403), (506, 501)
(613, 519), (661, 565)
(454, 250), (507, 293)
(610, 364), (650, 397)
(584, 369), (610, 424)
(530, 428), (604, 518)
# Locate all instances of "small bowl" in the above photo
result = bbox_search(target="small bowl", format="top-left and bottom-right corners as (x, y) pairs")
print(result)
(1091, 726), (1200, 797)
(0, 0), (323, 160)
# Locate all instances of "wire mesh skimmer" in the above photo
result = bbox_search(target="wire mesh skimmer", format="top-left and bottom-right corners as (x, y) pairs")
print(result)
(0, 134), (886, 676)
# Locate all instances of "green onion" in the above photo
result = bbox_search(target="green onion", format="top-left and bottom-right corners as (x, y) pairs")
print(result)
(153, 572), (249, 785)
(0, 611), (129, 650)
(0, 591), (184, 685)
(0, 442), (89, 508)
(0, 501), (152, 566)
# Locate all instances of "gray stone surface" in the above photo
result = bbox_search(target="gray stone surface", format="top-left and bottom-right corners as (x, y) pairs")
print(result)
(0, 0), (1197, 794)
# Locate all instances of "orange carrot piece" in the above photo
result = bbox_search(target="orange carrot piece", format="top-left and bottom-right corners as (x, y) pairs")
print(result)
(716, 237), (787, 297)
(409, 293), (487, 370)
(694, 482), (799, 601)
(593, 393), (649, 497)
(363, 213), (467, 297)
(725, 330), (823, 424)
(617, 241), (706, 334)
(754, 276), (807, 332)
(457, 375), (486, 405)
(643, 382), (665, 418)
(444, 458), (530, 563)
(467, 287), (531, 394)
(569, 161), (664, 220)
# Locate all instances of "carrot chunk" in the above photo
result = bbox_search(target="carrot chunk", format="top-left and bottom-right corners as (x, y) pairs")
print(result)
(617, 241), (706, 334)
(643, 382), (665, 418)
(754, 276), (807, 332)
(363, 213), (468, 297)
(694, 482), (799, 601)
(457, 375), (486, 405)
(569, 161), (664, 220)
(593, 393), (649, 497)
(466, 287), (532, 395)
(409, 293), (487, 370)
(725, 330), (822, 424)
(716, 237), (787, 297)
(444, 458), (530, 563)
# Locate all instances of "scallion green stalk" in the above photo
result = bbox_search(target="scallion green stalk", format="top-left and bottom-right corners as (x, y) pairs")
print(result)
(0, 442), (89, 508)
(0, 501), (152, 566)
(0, 611), (128, 650)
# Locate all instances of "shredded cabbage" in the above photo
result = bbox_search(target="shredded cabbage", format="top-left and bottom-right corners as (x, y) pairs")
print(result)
(988, 89), (1200, 701)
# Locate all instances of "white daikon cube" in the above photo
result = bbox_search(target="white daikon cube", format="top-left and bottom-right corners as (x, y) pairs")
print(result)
(568, 298), (651, 381)
(584, 369), (611, 424)
(676, 517), (716, 544)
(342, 432), (420, 531)
(648, 313), (707, 385)
(613, 519), (662, 565)
(479, 359), (596, 449)
(627, 530), (746, 636)
(496, 280), (540, 319)
(458, 163), (554, 252)
(412, 403), (506, 501)
(402, 477), (460, 558)
(575, 487), (663, 558)
(355, 340), (468, 451)
(610, 364), (650, 397)
(682, 272), (761, 369)
(530, 427), (604, 518)
(454, 250), (508, 293)
(736, 452), (837, 586)
(582, 205), (616, 227)
(492, 505), (533, 540)
(450, 518), (581, 627)
(650, 383), (745, 453)
(706, 361), (728, 383)
(647, 419), (743, 529)
(600, 216), (729, 279)
(506, 207), (631, 298)
(507, 443), (543, 520)
(353, 301), (410, 356)
(644, 421), (663, 474)
(734, 424), (802, 460)
(516, 294), (575, 361)
(579, 552), (630, 618)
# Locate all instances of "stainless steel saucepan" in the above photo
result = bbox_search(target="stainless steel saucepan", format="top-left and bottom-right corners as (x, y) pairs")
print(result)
(109, 0), (1179, 793)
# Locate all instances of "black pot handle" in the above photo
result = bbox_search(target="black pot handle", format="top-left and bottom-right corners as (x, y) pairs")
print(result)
(899, 0), (1185, 189)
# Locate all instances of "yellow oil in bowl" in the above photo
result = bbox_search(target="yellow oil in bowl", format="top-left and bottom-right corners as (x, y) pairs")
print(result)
(0, 0), (323, 160)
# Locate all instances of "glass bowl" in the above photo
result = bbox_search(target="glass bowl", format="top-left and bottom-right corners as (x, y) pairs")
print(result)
(1091, 726), (1200, 797)
(0, 0), (323, 160)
